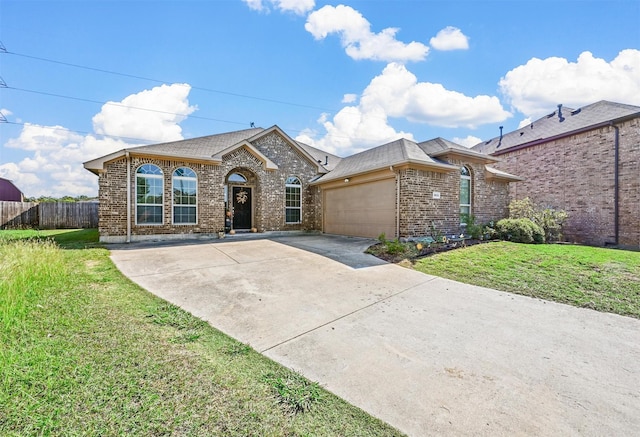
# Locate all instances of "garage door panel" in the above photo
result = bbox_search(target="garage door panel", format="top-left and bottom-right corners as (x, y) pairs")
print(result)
(324, 178), (396, 238)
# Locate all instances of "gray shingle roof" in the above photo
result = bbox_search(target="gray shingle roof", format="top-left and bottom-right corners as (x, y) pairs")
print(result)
(295, 141), (343, 172)
(473, 101), (640, 155)
(314, 138), (457, 183)
(126, 127), (265, 159)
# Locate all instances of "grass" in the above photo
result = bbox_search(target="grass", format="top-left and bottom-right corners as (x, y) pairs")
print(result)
(413, 241), (640, 318)
(0, 229), (402, 436)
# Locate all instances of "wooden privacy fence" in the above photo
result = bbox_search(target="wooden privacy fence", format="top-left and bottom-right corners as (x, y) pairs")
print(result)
(0, 201), (99, 229)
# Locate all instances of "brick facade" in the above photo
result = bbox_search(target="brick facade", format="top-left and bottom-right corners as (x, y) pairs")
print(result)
(398, 159), (510, 238)
(98, 131), (321, 242)
(491, 117), (640, 247)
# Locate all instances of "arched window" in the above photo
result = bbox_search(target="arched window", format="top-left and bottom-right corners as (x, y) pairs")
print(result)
(136, 164), (163, 224)
(228, 172), (247, 183)
(172, 167), (197, 224)
(285, 176), (302, 224)
(460, 166), (471, 219)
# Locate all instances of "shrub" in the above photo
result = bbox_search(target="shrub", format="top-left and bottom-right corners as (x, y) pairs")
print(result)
(508, 197), (568, 242)
(496, 218), (545, 244)
(461, 213), (483, 239)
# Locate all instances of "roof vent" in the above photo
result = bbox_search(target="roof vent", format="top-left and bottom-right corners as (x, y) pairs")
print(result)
(571, 108), (582, 116)
(557, 104), (565, 122)
(324, 155), (328, 165)
(546, 111), (556, 118)
(497, 126), (503, 148)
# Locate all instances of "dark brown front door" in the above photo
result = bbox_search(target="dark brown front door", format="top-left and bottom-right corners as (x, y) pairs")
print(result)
(232, 186), (252, 229)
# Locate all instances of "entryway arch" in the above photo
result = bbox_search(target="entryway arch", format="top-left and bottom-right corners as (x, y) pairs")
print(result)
(225, 168), (257, 231)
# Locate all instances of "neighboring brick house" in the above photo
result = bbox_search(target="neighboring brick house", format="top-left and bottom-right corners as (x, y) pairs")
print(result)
(0, 177), (24, 201)
(85, 125), (520, 243)
(473, 101), (640, 248)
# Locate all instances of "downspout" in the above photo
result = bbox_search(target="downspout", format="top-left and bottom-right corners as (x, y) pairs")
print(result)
(611, 123), (620, 245)
(392, 165), (400, 239)
(126, 151), (131, 243)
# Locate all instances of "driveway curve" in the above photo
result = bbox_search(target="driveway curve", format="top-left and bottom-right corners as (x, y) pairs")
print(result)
(109, 234), (640, 437)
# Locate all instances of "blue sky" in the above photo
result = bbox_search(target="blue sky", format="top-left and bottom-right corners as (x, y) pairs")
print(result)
(1, 0), (639, 197)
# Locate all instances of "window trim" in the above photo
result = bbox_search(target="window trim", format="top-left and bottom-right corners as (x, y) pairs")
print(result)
(460, 166), (472, 221)
(135, 164), (164, 225)
(172, 167), (198, 225)
(285, 176), (302, 224)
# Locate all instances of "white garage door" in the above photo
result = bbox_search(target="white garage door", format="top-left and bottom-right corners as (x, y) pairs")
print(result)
(324, 178), (396, 238)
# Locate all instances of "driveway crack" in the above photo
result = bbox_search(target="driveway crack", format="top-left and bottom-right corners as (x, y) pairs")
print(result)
(260, 276), (438, 353)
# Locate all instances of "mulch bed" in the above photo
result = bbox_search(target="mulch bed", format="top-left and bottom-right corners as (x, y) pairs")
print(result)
(368, 238), (491, 263)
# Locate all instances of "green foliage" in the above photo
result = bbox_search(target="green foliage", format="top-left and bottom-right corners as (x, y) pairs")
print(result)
(377, 232), (387, 243)
(414, 241), (640, 318)
(263, 372), (323, 415)
(496, 218), (545, 244)
(384, 239), (406, 255)
(508, 197), (568, 242)
(24, 195), (96, 203)
(1, 229), (402, 436)
(461, 214), (483, 239)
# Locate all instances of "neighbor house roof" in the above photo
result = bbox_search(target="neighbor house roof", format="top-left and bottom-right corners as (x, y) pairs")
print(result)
(473, 101), (640, 155)
(0, 177), (24, 201)
(312, 137), (459, 184)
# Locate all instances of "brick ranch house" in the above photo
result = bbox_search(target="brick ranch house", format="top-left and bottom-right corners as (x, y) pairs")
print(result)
(473, 101), (640, 248)
(84, 125), (521, 243)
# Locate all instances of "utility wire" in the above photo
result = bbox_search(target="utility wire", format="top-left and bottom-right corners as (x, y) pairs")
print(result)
(2, 120), (165, 145)
(3, 49), (336, 112)
(9, 86), (249, 126)
(0, 44), (393, 144)
(2, 85), (380, 143)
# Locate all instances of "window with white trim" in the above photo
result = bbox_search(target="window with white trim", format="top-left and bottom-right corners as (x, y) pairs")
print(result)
(285, 176), (302, 224)
(172, 167), (197, 224)
(460, 166), (471, 218)
(136, 164), (163, 224)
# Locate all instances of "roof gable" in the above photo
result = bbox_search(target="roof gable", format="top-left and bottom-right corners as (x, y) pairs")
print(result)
(473, 100), (640, 155)
(312, 137), (458, 184)
(418, 137), (498, 163)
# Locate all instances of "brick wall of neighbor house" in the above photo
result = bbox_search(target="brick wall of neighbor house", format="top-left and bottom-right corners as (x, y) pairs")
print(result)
(98, 131), (323, 241)
(398, 160), (510, 238)
(618, 118), (640, 247)
(493, 117), (640, 246)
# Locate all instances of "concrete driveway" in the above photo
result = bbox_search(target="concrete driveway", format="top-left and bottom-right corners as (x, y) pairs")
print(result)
(110, 234), (640, 436)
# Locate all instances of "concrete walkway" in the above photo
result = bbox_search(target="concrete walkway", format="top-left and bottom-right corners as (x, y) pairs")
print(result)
(109, 234), (640, 436)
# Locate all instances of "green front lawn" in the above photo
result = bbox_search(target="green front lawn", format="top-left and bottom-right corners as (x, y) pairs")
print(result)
(0, 229), (402, 436)
(413, 242), (640, 318)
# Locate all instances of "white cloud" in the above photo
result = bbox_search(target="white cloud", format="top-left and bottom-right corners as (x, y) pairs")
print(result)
(452, 135), (482, 148)
(305, 5), (429, 62)
(364, 63), (510, 128)
(518, 117), (532, 128)
(430, 26), (469, 51)
(342, 93), (357, 103)
(500, 49), (640, 118)
(242, 0), (315, 15)
(0, 83), (195, 197)
(297, 63), (510, 156)
(0, 108), (12, 118)
(92, 83), (196, 143)
(296, 107), (415, 157)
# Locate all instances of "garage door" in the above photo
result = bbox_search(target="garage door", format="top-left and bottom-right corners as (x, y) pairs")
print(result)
(324, 178), (396, 238)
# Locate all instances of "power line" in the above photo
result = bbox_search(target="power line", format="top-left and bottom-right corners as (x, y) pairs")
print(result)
(3, 48), (336, 112)
(1, 84), (379, 143)
(0, 44), (396, 144)
(1, 120), (161, 145)
(7, 86), (249, 127)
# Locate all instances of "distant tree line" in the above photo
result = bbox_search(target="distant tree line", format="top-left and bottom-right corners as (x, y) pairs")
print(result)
(23, 195), (98, 203)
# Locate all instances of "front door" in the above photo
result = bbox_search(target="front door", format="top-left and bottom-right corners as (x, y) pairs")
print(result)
(232, 186), (252, 229)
